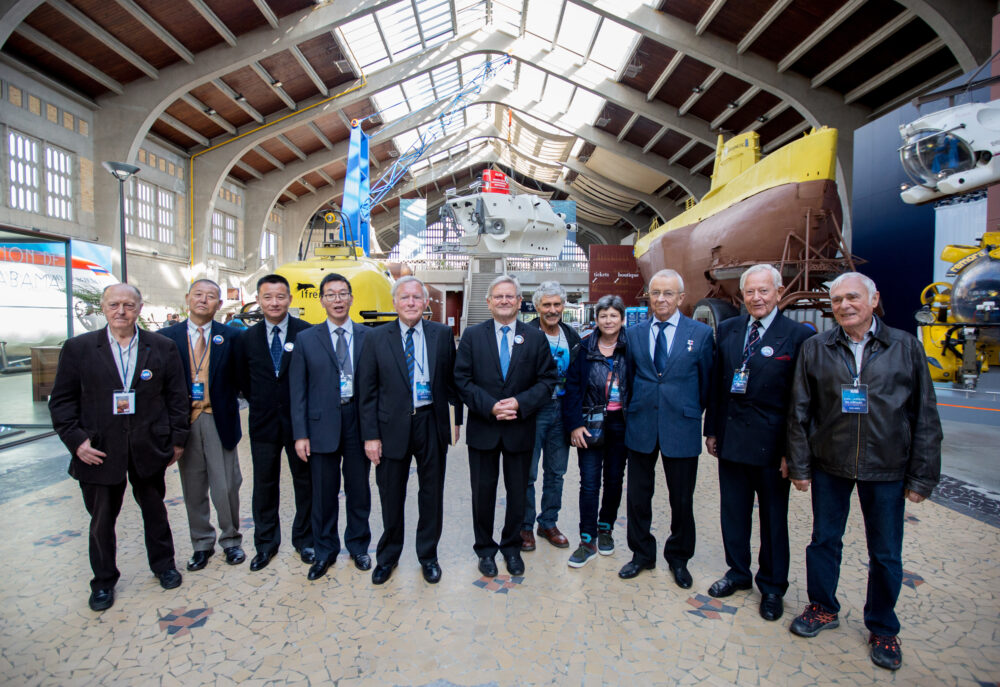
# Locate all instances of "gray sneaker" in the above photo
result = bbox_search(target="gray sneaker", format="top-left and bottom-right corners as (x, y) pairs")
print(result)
(568, 540), (598, 568)
(597, 530), (614, 555)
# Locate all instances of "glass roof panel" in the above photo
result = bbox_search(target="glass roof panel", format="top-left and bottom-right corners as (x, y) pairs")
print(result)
(555, 3), (600, 56)
(525, 0), (561, 43)
(376, 4), (422, 61)
(338, 14), (389, 71)
(588, 15), (639, 70)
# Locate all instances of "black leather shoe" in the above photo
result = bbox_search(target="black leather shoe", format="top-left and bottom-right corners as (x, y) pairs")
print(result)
(224, 546), (245, 565)
(421, 561), (442, 584)
(618, 559), (654, 579)
(352, 553), (372, 571)
(186, 550), (213, 571)
(708, 576), (752, 598)
(156, 568), (182, 590)
(372, 562), (396, 585)
(670, 564), (693, 589)
(297, 547), (316, 565)
(759, 593), (784, 621)
(88, 588), (114, 611)
(307, 558), (332, 580)
(503, 552), (525, 576)
(249, 551), (274, 571)
(478, 556), (498, 578)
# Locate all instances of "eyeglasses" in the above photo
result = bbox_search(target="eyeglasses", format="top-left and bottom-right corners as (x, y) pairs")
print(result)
(105, 301), (138, 311)
(649, 290), (679, 300)
(490, 295), (519, 302)
(321, 291), (352, 301)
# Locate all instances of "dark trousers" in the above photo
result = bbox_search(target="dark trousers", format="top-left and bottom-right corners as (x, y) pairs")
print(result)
(468, 445), (530, 558)
(807, 469), (905, 636)
(309, 401), (371, 563)
(79, 461), (175, 592)
(577, 410), (627, 539)
(375, 407), (446, 566)
(250, 437), (312, 554)
(626, 447), (698, 566)
(718, 458), (791, 595)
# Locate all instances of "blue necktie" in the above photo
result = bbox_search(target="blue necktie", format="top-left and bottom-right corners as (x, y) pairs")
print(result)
(654, 321), (669, 375)
(270, 326), (282, 376)
(405, 327), (415, 391)
(742, 320), (761, 366)
(500, 325), (511, 379)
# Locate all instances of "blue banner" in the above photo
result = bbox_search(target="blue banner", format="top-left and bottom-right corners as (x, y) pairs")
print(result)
(343, 125), (370, 255)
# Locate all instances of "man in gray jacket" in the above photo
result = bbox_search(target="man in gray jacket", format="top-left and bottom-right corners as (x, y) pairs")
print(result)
(786, 272), (942, 672)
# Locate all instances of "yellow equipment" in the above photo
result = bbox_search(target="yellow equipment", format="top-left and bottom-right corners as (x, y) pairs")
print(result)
(275, 242), (396, 325)
(915, 231), (1000, 388)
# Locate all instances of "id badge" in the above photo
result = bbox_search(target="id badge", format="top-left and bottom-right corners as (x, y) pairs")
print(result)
(416, 380), (432, 403)
(340, 372), (353, 399)
(608, 380), (621, 404)
(191, 381), (205, 401)
(730, 368), (749, 394)
(113, 390), (136, 415)
(841, 384), (869, 414)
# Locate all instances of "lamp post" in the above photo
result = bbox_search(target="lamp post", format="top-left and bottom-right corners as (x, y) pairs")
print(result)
(102, 161), (140, 283)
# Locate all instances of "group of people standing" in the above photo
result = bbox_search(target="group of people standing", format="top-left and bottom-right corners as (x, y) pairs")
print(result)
(48, 263), (941, 672)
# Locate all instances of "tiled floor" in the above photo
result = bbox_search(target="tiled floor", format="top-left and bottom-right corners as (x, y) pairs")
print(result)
(1, 416), (998, 686)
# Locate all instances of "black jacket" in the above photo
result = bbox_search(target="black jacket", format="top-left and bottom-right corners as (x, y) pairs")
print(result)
(562, 330), (628, 432)
(786, 317), (942, 496)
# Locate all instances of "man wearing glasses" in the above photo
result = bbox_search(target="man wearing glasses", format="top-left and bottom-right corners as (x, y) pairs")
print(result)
(289, 273), (372, 580)
(454, 275), (557, 578)
(620, 269), (714, 587)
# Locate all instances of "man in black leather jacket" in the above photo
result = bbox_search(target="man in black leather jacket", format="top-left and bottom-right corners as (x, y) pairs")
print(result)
(786, 272), (942, 672)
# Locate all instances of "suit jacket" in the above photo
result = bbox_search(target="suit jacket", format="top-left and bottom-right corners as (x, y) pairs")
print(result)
(357, 319), (463, 458)
(703, 312), (814, 466)
(237, 315), (311, 444)
(454, 319), (557, 452)
(624, 314), (715, 457)
(48, 327), (190, 485)
(288, 320), (369, 453)
(160, 320), (243, 451)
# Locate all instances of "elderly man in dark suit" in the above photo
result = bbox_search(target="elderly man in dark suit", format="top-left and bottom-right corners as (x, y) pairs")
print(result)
(357, 276), (463, 585)
(237, 274), (314, 572)
(703, 264), (813, 621)
(621, 268), (714, 587)
(454, 275), (557, 578)
(160, 279), (244, 571)
(49, 284), (190, 611)
(289, 272), (372, 580)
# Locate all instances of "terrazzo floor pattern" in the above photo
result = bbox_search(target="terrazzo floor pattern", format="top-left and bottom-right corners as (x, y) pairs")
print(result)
(1, 416), (998, 686)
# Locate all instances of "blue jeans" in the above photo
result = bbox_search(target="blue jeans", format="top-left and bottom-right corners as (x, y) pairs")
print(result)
(577, 410), (627, 539)
(523, 398), (569, 530)
(806, 469), (905, 636)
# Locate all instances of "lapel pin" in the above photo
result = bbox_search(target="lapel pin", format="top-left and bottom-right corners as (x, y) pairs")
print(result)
(761, 345), (774, 357)
(514, 334), (524, 344)
(140, 369), (152, 380)
(687, 339), (694, 352)
(212, 334), (224, 345)
(284, 342), (294, 352)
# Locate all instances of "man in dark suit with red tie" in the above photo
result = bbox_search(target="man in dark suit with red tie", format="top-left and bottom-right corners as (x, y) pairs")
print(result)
(454, 275), (557, 578)
(237, 274), (314, 571)
(703, 264), (813, 621)
(357, 276), (463, 585)
(49, 284), (190, 611)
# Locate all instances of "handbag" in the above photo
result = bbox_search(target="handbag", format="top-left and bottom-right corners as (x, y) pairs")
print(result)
(582, 404), (607, 447)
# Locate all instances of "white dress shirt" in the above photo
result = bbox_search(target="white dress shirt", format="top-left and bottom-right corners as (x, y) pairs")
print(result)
(107, 325), (139, 389)
(265, 315), (290, 349)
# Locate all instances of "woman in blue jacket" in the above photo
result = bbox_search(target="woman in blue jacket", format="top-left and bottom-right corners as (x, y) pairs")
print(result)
(563, 294), (629, 568)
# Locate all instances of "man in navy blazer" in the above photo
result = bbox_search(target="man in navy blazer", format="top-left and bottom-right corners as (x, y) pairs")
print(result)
(704, 265), (813, 622)
(454, 275), (557, 578)
(237, 274), (314, 572)
(289, 272), (372, 580)
(621, 269), (714, 587)
(160, 278), (245, 571)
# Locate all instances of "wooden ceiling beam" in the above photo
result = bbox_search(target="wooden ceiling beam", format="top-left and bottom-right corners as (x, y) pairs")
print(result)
(13, 24), (124, 94)
(188, 0), (237, 47)
(113, 0), (194, 63)
(49, 0), (158, 79)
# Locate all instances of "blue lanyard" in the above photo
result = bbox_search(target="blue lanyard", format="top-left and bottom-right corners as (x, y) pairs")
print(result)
(192, 328), (210, 377)
(840, 340), (881, 386)
(410, 328), (427, 376)
(115, 330), (138, 389)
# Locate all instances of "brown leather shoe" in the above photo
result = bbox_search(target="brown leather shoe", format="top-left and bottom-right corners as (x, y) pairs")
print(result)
(520, 529), (536, 551)
(537, 526), (570, 548)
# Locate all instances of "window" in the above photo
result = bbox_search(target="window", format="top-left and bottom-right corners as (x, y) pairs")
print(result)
(259, 229), (277, 265)
(7, 130), (40, 213)
(125, 180), (175, 244)
(45, 145), (73, 220)
(211, 210), (237, 259)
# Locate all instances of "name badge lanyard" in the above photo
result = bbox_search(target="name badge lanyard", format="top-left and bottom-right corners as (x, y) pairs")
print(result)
(603, 356), (619, 402)
(840, 342), (881, 387)
(412, 329), (431, 405)
(190, 331), (211, 401)
(839, 341), (880, 414)
(115, 330), (139, 390)
(191, 332), (211, 379)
